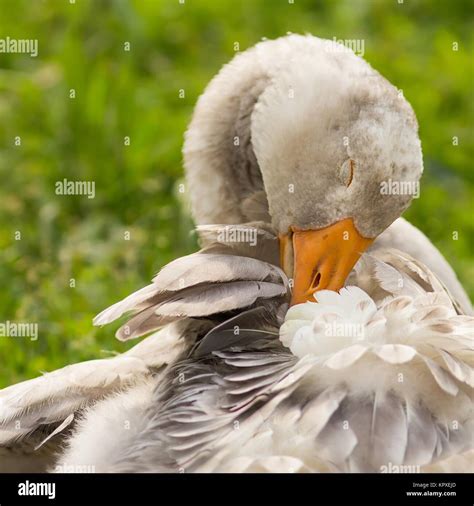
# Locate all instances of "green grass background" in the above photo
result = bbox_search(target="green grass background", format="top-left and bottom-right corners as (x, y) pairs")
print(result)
(0, 0), (472, 386)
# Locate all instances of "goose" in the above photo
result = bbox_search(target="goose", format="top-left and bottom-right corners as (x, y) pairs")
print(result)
(0, 34), (472, 473)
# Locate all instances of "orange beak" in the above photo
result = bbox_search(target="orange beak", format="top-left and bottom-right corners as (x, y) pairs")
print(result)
(279, 218), (374, 305)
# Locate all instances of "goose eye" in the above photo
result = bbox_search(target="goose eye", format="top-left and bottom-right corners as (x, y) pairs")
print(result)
(339, 159), (355, 187)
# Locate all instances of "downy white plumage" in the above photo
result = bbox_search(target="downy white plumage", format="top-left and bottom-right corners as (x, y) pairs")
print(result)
(0, 34), (472, 473)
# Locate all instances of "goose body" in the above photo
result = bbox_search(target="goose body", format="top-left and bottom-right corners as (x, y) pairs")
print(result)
(53, 248), (473, 473)
(0, 34), (472, 473)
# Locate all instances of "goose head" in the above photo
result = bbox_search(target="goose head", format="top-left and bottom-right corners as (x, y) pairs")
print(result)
(184, 35), (423, 306)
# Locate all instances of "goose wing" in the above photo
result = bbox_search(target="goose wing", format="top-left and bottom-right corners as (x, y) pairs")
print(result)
(0, 355), (149, 472)
(94, 229), (287, 342)
(1, 229), (287, 472)
(91, 249), (472, 472)
(0, 319), (208, 472)
(372, 218), (472, 315)
(351, 246), (467, 315)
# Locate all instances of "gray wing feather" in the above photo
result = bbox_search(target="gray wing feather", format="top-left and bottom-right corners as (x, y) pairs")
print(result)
(194, 306), (282, 357)
(94, 246), (287, 343)
(154, 281), (285, 318)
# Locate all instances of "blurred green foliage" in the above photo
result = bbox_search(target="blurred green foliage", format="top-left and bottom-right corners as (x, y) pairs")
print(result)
(0, 0), (472, 386)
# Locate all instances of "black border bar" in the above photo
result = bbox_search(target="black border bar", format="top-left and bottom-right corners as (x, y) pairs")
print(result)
(0, 473), (471, 506)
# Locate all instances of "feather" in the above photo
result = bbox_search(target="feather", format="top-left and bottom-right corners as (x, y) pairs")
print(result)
(370, 393), (408, 468)
(154, 281), (285, 318)
(115, 306), (175, 341)
(422, 358), (459, 396)
(152, 253), (283, 289)
(0, 355), (150, 452)
(324, 345), (368, 369)
(93, 284), (160, 326)
(297, 385), (347, 436)
(372, 344), (417, 364)
(35, 413), (75, 450)
(194, 306), (279, 357)
(439, 349), (474, 387)
(313, 410), (358, 464)
(94, 252), (285, 327)
(404, 403), (437, 465)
